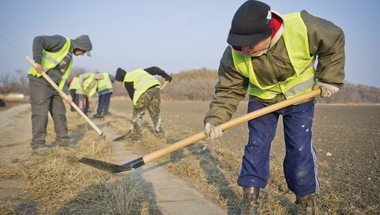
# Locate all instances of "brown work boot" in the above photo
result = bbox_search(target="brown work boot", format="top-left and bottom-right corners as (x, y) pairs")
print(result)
(295, 194), (313, 215)
(240, 187), (260, 215)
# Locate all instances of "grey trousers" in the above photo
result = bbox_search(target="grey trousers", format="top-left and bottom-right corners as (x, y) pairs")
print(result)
(29, 79), (70, 148)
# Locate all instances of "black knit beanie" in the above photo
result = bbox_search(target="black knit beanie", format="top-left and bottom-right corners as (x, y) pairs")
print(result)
(115, 68), (126, 82)
(227, 0), (274, 47)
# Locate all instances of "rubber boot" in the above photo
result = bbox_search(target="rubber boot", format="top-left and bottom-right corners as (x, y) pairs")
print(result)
(240, 187), (260, 215)
(295, 194), (312, 215)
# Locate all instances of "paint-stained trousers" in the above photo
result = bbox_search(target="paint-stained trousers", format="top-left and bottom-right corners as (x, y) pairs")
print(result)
(29, 79), (70, 149)
(237, 100), (319, 195)
(132, 87), (164, 140)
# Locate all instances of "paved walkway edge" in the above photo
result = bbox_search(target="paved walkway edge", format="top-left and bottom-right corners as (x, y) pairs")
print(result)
(102, 126), (226, 215)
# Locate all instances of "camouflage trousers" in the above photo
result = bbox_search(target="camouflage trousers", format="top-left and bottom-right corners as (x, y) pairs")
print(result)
(132, 87), (164, 140)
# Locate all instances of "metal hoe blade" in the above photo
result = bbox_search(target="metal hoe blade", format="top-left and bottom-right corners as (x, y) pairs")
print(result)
(113, 129), (132, 141)
(77, 157), (132, 173)
(78, 156), (145, 173)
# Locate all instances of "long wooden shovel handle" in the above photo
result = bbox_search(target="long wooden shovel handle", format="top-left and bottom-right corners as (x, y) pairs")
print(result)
(26, 56), (103, 136)
(143, 88), (321, 163)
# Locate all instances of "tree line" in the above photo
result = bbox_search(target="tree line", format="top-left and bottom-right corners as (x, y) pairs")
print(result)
(1, 68), (380, 104)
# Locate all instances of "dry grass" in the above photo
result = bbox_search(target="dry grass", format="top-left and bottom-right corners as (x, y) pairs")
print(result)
(0, 106), (147, 215)
(0, 95), (29, 111)
(0, 94), (29, 102)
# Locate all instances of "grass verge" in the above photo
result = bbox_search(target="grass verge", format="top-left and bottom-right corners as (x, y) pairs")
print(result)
(0, 105), (149, 215)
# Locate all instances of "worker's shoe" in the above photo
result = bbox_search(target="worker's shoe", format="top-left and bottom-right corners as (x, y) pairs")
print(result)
(154, 131), (165, 139)
(127, 136), (141, 143)
(58, 144), (79, 150)
(94, 114), (105, 119)
(240, 187), (260, 215)
(295, 194), (313, 215)
(32, 145), (52, 154)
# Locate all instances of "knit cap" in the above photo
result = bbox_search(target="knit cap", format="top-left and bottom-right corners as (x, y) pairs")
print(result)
(115, 68), (126, 82)
(227, 0), (274, 47)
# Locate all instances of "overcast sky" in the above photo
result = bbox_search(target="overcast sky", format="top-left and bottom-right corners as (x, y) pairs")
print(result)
(1, 0), (379, 87)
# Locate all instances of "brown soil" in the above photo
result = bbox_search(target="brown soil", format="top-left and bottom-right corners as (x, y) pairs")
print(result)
(111, 101), (380, 211)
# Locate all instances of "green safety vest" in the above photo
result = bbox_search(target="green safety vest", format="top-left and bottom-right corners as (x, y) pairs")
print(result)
(97, 73), (113, 92)
(232, 12), (316, 100)
(82, 73), (97, 97)
(69, 77), (80, 91)
(28, 37), (73, 90)
(123, 68), (161, 105)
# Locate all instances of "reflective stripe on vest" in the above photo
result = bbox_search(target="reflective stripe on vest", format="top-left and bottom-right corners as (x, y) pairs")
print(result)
(232, 12), (316, 100)
(28, 37), (72, 91)
(83, 74), (97, 97)
(97, 73), (113, 92)
(123, 68), (161, 105)
(69, 77), (80, 90)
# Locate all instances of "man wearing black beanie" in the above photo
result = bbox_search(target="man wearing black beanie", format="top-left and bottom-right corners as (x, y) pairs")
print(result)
(115, 66), (172, 141)
(203, 0), (345, 214)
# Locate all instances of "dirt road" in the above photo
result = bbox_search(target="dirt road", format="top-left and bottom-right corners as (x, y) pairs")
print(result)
(0, 104), (32, 165)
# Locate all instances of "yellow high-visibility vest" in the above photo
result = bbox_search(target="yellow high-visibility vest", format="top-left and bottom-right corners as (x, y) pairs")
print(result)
(28, 36), (73, 90)
(123, 68), (161, 105)
(82, 74), (97, 97)
(69, 77), (80, 91)
(232, 12), (316, 100)
(97, 73), (113, 92)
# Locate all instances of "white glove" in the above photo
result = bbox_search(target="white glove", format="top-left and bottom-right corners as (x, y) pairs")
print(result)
(313, 81), (339, 98)
(204, 123), (223, 140)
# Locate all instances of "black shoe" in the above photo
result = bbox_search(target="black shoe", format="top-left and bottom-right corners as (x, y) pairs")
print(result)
(94, 114), (105, 119)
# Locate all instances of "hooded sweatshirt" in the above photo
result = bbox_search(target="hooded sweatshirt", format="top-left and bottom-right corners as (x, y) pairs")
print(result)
(28, 34), (92, 94)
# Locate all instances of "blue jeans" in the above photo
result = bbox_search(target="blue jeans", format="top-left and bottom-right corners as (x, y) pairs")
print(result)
(97, 93), (112, 116)
(237, 100), (319, 195)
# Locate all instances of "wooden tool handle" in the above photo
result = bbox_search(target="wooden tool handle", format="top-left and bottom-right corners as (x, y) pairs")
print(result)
(26, 56), (103, 135)
(161, 81), (169, 91)
(143, 89), (321, 163)
(81, 86), (95, 110)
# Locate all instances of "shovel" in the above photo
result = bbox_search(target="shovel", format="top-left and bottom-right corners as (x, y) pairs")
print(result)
(79, 88), (321, 173)
(113, 80), (170, 141)
(26, 56), (105, 141)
